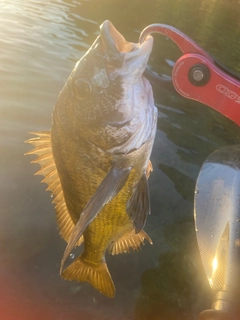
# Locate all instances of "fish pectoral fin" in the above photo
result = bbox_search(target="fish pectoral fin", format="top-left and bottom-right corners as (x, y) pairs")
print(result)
(61, 256), (115, 298)
(109, 229), (152, 255)
(60, 165), (131, 273)
(25, 132), (82, 246)
(126, 173), (150, 233)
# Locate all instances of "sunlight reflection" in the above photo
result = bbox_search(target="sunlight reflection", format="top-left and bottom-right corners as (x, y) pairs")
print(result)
(212, 256), (218, 273)
(208, 256), (218, 288)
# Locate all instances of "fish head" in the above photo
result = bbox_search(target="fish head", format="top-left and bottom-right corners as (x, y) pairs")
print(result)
(54, 20), (154, 151)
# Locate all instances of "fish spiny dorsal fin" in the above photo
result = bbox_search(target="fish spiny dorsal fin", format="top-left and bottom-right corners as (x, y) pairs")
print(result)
(108, 229), (152, 255)
(61, 256), (115, 298)
(25, 131), (83, 246)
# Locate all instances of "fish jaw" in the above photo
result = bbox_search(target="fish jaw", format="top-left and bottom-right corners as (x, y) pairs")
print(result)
(100, 20), (153, 82)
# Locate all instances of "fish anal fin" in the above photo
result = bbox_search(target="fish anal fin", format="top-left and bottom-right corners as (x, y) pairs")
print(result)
(25, 131), (82, 246)
(127, 173), (150, 234)
(61, 257), (115, 298)
(109, 229), (152, 255)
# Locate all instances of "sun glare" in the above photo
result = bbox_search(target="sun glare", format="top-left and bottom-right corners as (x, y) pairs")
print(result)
(212, 256), (218, 273)
(208, 256), (218, 288)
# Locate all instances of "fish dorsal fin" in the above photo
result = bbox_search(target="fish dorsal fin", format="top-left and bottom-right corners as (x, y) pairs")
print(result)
(61, 256), (115, 298)
(126, 172), (150, 233)
(25, 131), (83, 246)
(109, 229), (152, 255)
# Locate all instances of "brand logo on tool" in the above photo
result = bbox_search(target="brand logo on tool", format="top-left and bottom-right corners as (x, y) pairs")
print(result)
(216, 85), (240, 104)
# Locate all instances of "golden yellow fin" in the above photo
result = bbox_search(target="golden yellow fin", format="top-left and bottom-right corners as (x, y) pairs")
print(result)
(146, 160), (153, 179)
(109, 229), (152, 255)
(61, 257), (115, 298)
(25, 131), (83, 246)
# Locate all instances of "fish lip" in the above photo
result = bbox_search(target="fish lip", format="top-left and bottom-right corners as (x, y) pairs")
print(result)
(100, 20), (153, 67)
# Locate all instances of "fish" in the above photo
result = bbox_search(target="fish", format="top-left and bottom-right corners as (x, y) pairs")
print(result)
(26, 20), (157, 298)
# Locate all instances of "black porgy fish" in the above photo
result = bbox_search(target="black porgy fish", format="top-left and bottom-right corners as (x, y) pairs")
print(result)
(26, 20), (157, 297)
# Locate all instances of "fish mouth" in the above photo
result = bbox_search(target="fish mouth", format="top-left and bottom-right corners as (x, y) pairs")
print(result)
(100, 20), (153, 68)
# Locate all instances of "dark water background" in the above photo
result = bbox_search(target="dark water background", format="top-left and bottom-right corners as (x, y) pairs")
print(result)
(1, 0), (240, 319)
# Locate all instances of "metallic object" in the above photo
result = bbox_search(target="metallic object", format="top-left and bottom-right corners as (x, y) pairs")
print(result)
(140, 24), (240, 126)
(192, 69), (204, 82)
(195, 145), (240, 319)
(188, 64), (210, 86)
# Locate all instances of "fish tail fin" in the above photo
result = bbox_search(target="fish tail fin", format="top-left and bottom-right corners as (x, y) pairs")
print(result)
(61, 256), (115, 298)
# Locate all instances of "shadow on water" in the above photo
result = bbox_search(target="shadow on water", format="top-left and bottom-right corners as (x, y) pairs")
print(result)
(1, 0), (240, 319)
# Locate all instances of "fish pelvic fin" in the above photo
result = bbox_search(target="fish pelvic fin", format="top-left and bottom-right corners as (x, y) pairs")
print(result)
(61, 257), (115, 298)
(25, 131), (83, 246)
(109, 229), (152, 255)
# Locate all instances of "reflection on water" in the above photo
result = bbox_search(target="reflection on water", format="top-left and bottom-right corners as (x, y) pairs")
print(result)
(136, 220), (212, 320)
(1, 0), (240, 319)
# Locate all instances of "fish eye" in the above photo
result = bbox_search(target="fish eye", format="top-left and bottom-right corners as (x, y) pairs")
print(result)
(73, 78), (92, 100)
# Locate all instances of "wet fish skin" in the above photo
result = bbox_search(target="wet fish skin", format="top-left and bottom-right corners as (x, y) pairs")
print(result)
(26, 20), (157, 297)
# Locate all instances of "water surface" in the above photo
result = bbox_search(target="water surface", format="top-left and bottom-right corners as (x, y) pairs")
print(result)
(1, 1), (240, 319)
